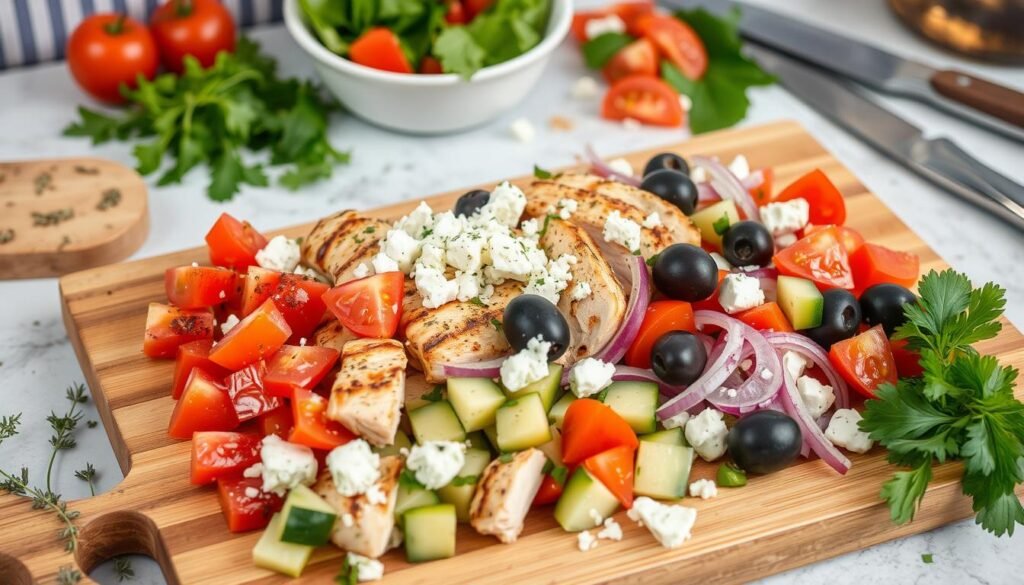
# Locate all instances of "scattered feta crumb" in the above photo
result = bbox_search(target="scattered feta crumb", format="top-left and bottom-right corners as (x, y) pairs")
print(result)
(242, 463), (263, 479)
(569, 358), (616, 398)
(365, 484), (387, 505)
(728, 155), (750, 180)
(218, 290), (226, 300)
(570, 281), (593, 301)
(571, 76), (600, 100)
(520, 218), (540, 238)
(783, 351), (810, 381)
(825, 409), (874, 454)
(690, 165), (707, 183)
(346, 552), (384, 582)
(353, 262), (370, 279)
(589, 508), (604, 527)
(603, 210), (642, 253)
(584, 14), (626, 39)
(371, 251), (401, 274)
(259, 435), (318, 496)
(597, 517), (623, 541)
(220, 314), (240, 336)
(796, 375), (836, 419)
(405, 441), (467, 489)
(510, 117), (536, 143)
(627, 497), (698, 549)
(326, 439), (381, 497)
(642, 212), (662, 229)
(689, 479), (718, 499)
(662, 411), (690, 430)
(500, 336), (552, 392)
(608, 158), (634, 178)
(685, 408), (728, 461)
(557, 198), (578, 220)
(244, 486), (261, 498)
(577, 529), (599, 552)
(255, 235), (301, 273)
(483, 182), (529, 228)
(415, 267), (459, 309)
(341, 513), (355, 527)
(718, 273), (765, 314)
(761, 198), (810, 236)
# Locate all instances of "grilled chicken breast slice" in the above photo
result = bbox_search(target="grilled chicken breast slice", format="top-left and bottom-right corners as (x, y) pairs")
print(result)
(327, 339), (406, 446)
(301, 210), (389, 284)
(469, 448), (546, 543)
(313, 320), (358, 353)
(314, 455), (402, 558)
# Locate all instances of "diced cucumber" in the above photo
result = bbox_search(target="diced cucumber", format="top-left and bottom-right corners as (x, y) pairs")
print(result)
(465, 430), (490, 452)
(373, 429), (412, 457)
(403, 504), (457, 562)
(548, 393), (577, 429)
(447, 377), (507, 432)
(690, 199), (740, 249)
(553, 468), (620, 532)
(278, 485), (337, 546)
(395, 480), (440, 520)
(503, 364), (562, 411)
(495, 393), (552, 452)
(408, 400), (466, 444)
(483, 424), (500, 452)
(253, 513), (314, 577)
(601, 381), (659, 434)
(633, 441), (694, 500)
(777, 275), (824, 330)
(641, 427), (687, 447)
(437, 449), (492, 522)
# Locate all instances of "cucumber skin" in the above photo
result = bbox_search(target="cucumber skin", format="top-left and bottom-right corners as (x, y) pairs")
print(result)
(553, 468), (620, 532)
(403, 504), (457, 562)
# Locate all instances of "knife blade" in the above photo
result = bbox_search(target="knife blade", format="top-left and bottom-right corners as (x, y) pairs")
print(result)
(665, 0), (1024, 143)
(744, 43), (1024, 232)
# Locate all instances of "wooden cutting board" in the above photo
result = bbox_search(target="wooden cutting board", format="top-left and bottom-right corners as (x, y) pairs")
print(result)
(0, 158), (149, 280)
(2, 121), (1021, 585)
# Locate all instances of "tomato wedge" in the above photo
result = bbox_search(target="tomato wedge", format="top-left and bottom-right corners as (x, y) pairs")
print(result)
(773, 227), (855, 290)
(205, 213), (267, 271)
(322, 272), (405, 339)
(634, 13), (707, 80)
(168, 368), (239, 439)
(829, 325), (898, 398)
(571, 1), (656, 41)
(272, 274), (330, 343)
(602, 75), (685, 127)
(775, 169), (846, 226)
(209, 299), (292, 370)
(803, 224), (864, 256)
(849, 243), (920, 294)
(258, 406), (295, 439)
(737, 302), (793, 332)
(216, 476), (282, 532)
(602, 38), (658, 84)
(190, 431), (262, 485)
(264, 345), (340, 398)
(582, 445), (636, 508)
(692, 269), (729, 313)
(289, 388), (355, 450)
(171, 339), (228, 399)
(624, 301), (696, 369)
(165, 265), (238, 309)
(240, 266), (281, 316)
(419, 55), (444, 74)
(749, 168), (774, 206)
(144, 303), (215, 358)
(561, 399), (638, 466)
(350, 28), (412, 74)
(226, 362), (280, 422)
(532, 473), (565, 507)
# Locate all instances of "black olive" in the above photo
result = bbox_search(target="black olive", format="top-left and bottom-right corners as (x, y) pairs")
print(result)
(453, 189), (490, 218)
(652, 243), (719, 302)
(803, 289), (861, 349)
(860, 283), (917, 335)
(727, 411), (802, 474)
(502, 294), (570, 360)
(639, 169), (699, 215)
(651, 331), (707, 386)
(643, 152), (690, 178)
(721, 221), (774, 268)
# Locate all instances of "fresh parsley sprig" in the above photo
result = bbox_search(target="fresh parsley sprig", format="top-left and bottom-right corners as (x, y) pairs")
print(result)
(860, 269), (1024, 536)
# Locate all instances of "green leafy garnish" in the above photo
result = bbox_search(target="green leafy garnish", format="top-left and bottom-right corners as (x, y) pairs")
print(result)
(921, 553), (934, 564)
(533, 164), (559, 179)
(499, 452), (515, 463)
(860, 270), (1024, 536)
(716, 462), (747, 487)
(712, 213), (731, 236)
(451, 475), (479, 487)
(335, 553), (358, 585)
(490, 318), (503, 332)
(550, 465), (568, 486)
(422, 385), (445, 402)
(581, 32), (634, 69)
(399, 469), (426, 490)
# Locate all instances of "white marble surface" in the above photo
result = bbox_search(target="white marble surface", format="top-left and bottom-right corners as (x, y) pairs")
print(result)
(0, 1), (1021, 583)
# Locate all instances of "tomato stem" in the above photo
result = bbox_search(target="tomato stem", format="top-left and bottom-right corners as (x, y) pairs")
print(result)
(104, 13), (127, 35)
(176, 0), (194, 18)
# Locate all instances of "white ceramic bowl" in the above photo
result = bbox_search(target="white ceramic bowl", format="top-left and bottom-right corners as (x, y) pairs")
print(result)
(283, 0), (573, 135)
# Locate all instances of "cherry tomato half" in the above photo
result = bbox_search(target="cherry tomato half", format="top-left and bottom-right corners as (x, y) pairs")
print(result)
(602, 75), (685, 127)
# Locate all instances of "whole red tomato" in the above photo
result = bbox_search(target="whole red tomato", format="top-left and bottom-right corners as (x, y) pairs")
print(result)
(66, 14), (159, 103)
(150, 0), (236, 72)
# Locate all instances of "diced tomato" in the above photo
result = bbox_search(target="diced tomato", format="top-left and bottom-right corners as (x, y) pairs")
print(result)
(890, 338), (924, 378)
(209, 299), (292, 370)
(419, 56), (444, 74)
(168, 368), (239, 439)
(803, 224), (864, 256)
(602, 38), (657, 84)
(849, 243), (920, 294)
(164, 265), (238, 310)
(144, 302), (215, 358)
(602, 75), (685, 127)
(692, 269), (729, 312)
(774, 169), (846, 226)
(737, 302), (793, 332)
(463, 0), (495, 20)
(264, 345), (340, 398)
(634, 13), (707, 80)
(582, 445), (635, 508)
(350, 28), (412, 74)
(171, 339), (228, 399)
(444, 0), (466, 23)
(322, 272), (405, 339)
(190, 431), (262, 485)
(571, 1), (655, 41)
(240, 266), (281, 316)
(258, 406), (294, 439)
(271, 274), (329, 343)
(532, 474), (565, 507)
(829, 325), (898, 398)
(773, 227), (855, 290)
(289, 388), (355, 450)
(749, 168), (774, 206)
(216, 476), (282, 532)
(561, 399), (638, 466)
(226, 362), (280, 422)
(205, 213), (267, 271)
(624, 301), (696, 369)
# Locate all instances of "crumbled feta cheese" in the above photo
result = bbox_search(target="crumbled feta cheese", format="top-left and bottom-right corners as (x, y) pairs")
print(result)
(688, 479), (718, 499)
(761, 198), (810, 236)
(294, 265), (322, 279)
(371, 251), (400, 274)
(405, 441), (467, 489)
(395, 202), (434, 239)
(500, 336), (552, 392)
(365, 484), (387, 505)
(796, 375), (836, 419)
(718, 273), (765, 314)
(415, 267), (459, 309)
(353, 263), (370, 279)
(191, 261), (199, 267)
(431, 211), (463, 240)
(597, 517), (623, 541)
(825, 409), (874, 454)
(588, 508), (604, 527)
(482, 182), (528, 228)
(728, 155), (750, 180)
(454, 270), (482, 302)
(571, 76), (600, 100)
(220, 314), (240, 336)
(678, 94), (693, 111)
(509, 118), (536, 143)
(523, 253), (577, 304)
(569, 358), (616, 398)
(577, 529), (598, 552)
(556, 198), (578, 220)
(684, 408), (728, 461)
(520, 218), (540, 238)
(621, 117), (641, 130)
(642, 212), (662, 229)
(346, 552), (384, 582)
(255, 235), (301, 273)
(326, 439), (380, 497)
(447, 232), (485, 272)
(218, 290), (226, 300)
(709, 252), (732, 271)
(690, 165), (707, 183)
(608, 158), (634, 178)
(380, 229), (422, 274)
(584, 13), (626, 39)
(570, 281), (593, 301)
(260, 435), (318, 496)
(783, 351), (810, 381)
(244, 486), (261, 498)
(603, 210), (642, 253)
(627, 497), (698, 549)
(662, 411), (690, 430)
(486, 233), (537, 283)
(243, 463), (263, 478)
(416, 242), (447, 271)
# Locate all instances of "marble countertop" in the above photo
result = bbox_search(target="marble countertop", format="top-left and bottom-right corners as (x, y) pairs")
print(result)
(0, 0), (1020, 583)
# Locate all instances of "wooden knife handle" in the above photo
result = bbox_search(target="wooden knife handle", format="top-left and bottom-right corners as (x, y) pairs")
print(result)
(930, 70), (1024, 129)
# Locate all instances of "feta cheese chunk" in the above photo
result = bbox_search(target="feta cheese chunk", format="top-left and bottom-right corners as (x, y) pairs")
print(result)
(405, 441), (466, 489)
(326, 439), (381, 497)
(662, 411), (690, 430)
(482, 182), (528, 228)
(577, 529), (598, 552)
(571, 76), (600, 100)
(487, 233), (536, 282)
(728, 155), (750, 180)
(642, 212), (662, 229)
(371, 252), (400, 274)
(260, 435), (318, 496)
(825, 409), (874, 454)
(353, 263), (370, 279)
(603, 210), (642, 253)
(395, 202), (434, 239)
(415, 267), (459, 309)
(796, 375), (836, 419)
(597, 517), (623, 541)
(509, 117), (536, 143)
(684, 408), (728, 461)
(220, 314), (240, 335)
(569, 358), (616, 398)
(447, 231), (484, 272)
(380, 229), (422, 274)
(519, 218), (540, 239)
(627, 497), (698, 549)
(585, 14), (626, 39)
(718, 273), (765, 314)
(255, 235), (301, 273)
(556, 198), (578, 220)
(608, 158), (634, 178)
(570, 281), (593, 301)
(523, 253), (577, 304)
(688, 479), (718, 500)
(782, 351), (810, 381)
(346, 552), (384, 582)
(761, 198), (810, 236)
(500, 336), (552, 392)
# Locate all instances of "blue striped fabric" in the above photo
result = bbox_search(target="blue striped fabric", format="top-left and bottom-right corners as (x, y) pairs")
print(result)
(0, 0), (283, 70)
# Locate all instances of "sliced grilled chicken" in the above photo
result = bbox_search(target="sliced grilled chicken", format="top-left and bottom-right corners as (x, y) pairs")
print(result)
(403, 282), (518, 383)
(313, 320), (359, 353)
(540, 218), (626, 364)
(469, 448), (546, 544)
(300, 210), (389, 284)
(314, 455), (402, 558)
(327, 339), (406, 446)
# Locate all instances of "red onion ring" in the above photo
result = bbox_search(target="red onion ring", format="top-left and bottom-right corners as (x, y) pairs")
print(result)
(692, 156), (761, 222)
(584, 145), (642, 187)
(656, 312), (745, 420)
(779, 369), (851, 474)
(697, 182), (720, 204)
(731, 266), (778, 280)
(763, 332), (850, 410)
(704, 316), (783, 410)
(437, 357), (505, 380)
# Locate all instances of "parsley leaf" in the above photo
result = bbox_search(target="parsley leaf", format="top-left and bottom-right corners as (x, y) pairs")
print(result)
(533, 164), (559, 179)
(581, 32), (634, 69)
(712, 212), (731, 235)
(422, 385), (445, 403)
(434, 27), (487, 79)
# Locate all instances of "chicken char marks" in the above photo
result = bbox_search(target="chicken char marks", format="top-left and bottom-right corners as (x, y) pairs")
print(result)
(300, 209), (389, 285)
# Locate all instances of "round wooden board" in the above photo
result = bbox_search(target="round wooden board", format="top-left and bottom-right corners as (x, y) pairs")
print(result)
(0, 158), (149, 280)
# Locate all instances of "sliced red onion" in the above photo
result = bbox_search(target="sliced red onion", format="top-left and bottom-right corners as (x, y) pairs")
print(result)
(731, 266), (778, 280)
(763, 331), (850, 410)
(592, 255), (650, 364)
(741, 169), (765, 192)
(704, 318), (783, 410)
(697, 182), (720, 204)
(779, 370), (851, 474)
(437, 357), (505, 380)
(585, 145), (642, 187)
(692, 156), (761, 222)
(656, 312), (745, 420)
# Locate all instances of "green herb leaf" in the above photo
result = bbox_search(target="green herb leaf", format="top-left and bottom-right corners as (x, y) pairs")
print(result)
(712, 212), (731, 235)
(550, 465), (568, 486)
(921, 553), (933, 564)
(490, 318), (503, 332)
(434, 27), (487, 79)
(499, 452), (515, 463)
(879, 458), (932, 525)
(533, 164), (555, 179)
(422, 385), (445, 403)
(451, 475), (479, 487)
(581, 32), (634, 69)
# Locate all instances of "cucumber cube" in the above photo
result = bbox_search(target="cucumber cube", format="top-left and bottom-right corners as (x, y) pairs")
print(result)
(548, 393), (577, 429)
(482, 424), (500, 452)
(437, 448), (493, 522)
(633, 441), (694, 500)
(373, 429), (412, 457)
(447, 377), (507, 432)
(503, 364), (562, 410)
(777, 275), (824, 330)
(496, 393), (552, 452)
(395, 481), (440, 520)
(253, 513), (314, 577)
(640, 427), (687, 447)
(554, 468), (620, 532)
(279, 485), (337, 546)
(408, 400), (466, 444)
(690, 199), (740, 249)
(465, 430), (491, 452)
(602, 381), (659, 434)
(403, 504), (457, 562)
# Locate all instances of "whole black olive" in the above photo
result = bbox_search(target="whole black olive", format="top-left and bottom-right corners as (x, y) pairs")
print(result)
(727, 411), (802, 474)
(502, 294), (570, 360)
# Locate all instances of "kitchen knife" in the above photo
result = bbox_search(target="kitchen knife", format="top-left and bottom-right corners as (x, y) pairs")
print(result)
(666, 0), (1024, 143)
(743, 43), (1024, 232)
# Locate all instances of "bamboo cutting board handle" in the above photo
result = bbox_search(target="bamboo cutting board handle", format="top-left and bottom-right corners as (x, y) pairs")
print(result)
(930, 70), (1024, 129)
(0, 158), (149, 280)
